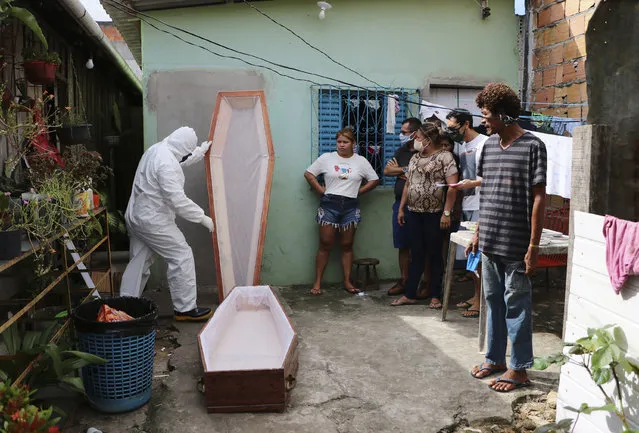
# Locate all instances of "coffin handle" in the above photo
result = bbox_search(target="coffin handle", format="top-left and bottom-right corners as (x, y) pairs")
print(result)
(285, 375), (297, 391)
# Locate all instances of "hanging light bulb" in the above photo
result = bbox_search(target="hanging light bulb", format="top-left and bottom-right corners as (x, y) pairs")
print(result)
(317, 1), (332, 20)
(85, 57), (94, 69)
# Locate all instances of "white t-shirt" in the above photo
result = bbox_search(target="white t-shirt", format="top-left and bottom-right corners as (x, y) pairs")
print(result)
(454, 134), (487, 211)
(306, 152), (379, 199)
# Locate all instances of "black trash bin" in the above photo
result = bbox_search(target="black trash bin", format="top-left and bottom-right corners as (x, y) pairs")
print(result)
(73, 297), (157, 413)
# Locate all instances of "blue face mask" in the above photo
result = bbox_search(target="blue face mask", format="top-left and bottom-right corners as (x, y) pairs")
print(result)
(399, 132), (414, 145)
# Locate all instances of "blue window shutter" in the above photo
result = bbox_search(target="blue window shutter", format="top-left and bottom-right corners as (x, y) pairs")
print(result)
(382, 96), (407, 186)
(318, 90), (342, 156)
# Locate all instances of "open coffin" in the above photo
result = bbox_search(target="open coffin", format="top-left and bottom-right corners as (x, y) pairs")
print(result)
(206, 91), (274, 302)
(198, 286), (298, 413)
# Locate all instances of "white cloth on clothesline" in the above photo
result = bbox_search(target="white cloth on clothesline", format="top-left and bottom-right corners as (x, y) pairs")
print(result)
(530, 131), (572, 199)
(386, 95), (398, 134)
(418, 100), (451, 125)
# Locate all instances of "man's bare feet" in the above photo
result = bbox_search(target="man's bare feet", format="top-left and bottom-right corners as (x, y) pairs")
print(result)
(470, 362), (507, 379)
(391, 295), (418, 306)
(488, 369), (531, 392)
(310, 286), (322, 295)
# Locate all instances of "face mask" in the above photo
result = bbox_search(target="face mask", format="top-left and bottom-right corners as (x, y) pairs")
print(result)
(399, 132), (414, 145)
(445, 126), (464, 143)
(413, 139), (424, 152)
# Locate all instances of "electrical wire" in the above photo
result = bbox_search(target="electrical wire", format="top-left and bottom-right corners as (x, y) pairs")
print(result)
(103, 0), (322, 86)
(240, 0), (385, 88)
(103, 0), (584, 123)
(242, 0), (587, 111)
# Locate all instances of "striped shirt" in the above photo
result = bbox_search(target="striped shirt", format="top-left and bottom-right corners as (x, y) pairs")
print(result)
(477, 132), (547, 260)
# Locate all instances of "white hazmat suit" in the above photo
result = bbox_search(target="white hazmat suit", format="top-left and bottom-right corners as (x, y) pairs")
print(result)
(121, 127), (214, 316)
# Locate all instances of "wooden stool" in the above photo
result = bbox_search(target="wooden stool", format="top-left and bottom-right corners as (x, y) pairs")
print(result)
(353, 258), (380, 291)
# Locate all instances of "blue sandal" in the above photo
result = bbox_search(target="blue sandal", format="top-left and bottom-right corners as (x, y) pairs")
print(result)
(470, 364), (507, 379)
(489, 376), (531, 393)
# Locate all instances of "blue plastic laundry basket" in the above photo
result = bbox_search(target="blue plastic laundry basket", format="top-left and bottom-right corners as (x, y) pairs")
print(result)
(73, 297), (158, 413)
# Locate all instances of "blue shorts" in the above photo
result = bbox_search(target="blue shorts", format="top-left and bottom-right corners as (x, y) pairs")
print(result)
(316, 194), (361, 230)
(392, 200), (411, 249)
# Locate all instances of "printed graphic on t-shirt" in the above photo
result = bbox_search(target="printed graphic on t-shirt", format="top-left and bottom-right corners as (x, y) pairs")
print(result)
(334, 164), (352, 179)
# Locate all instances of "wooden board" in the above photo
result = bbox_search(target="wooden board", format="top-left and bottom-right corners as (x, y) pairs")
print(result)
(557, 211), (639, 432)
(205, 91), (275, 302)
(198, 286), (298, 413)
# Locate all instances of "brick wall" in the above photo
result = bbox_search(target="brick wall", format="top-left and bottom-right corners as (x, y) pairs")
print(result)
(531, 0), (600, 119)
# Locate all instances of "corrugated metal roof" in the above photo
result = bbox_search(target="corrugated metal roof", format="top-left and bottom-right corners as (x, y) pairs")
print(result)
(99, 0), (268, 65)
(100, 0), (142, 65)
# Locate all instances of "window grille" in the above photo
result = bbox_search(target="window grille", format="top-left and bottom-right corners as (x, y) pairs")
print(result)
(311, 86), (419, 186)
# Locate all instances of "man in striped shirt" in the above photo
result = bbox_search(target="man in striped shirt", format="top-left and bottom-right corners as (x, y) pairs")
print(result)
(466, 83), (547, 393)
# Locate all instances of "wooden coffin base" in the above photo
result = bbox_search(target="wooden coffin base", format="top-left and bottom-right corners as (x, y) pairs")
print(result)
(204, 342), (298, 413)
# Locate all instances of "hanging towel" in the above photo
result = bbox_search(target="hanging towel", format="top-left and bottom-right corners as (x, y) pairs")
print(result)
(530, 131), (572, 199)
(386, 95), (398, 134)
(602, 215), (639, 294)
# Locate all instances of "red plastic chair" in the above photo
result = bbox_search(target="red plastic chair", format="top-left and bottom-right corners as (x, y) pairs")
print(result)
(538, 207), (569, 289)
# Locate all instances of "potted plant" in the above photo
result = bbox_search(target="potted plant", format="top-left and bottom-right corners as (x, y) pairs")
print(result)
(56, 106), (92, 148)
(22, 47), (61, 86)
(0, 191), (22, 260)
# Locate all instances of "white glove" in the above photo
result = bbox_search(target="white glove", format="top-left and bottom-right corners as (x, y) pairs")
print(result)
(199, 140), (212, 154)
(180, 141), (211, 168)
(201, 216), (215, 233)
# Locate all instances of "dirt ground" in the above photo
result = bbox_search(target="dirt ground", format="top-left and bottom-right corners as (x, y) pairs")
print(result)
(448, 392), (558, 433)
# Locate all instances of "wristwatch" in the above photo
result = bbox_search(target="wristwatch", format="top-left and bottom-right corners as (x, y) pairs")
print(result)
(402, 167), (408, 173)
(443, 210), (451, 217)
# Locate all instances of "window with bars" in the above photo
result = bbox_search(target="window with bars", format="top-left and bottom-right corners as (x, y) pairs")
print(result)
(313, 87), (418, 186)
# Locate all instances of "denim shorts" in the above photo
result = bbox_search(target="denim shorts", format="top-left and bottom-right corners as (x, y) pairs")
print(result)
(316, 194), (361, 230)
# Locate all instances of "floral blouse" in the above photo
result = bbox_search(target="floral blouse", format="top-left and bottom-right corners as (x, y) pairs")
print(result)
(406, 150), (458, 213)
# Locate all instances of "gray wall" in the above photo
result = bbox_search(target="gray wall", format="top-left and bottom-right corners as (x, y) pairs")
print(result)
(146, 70), (266, 288)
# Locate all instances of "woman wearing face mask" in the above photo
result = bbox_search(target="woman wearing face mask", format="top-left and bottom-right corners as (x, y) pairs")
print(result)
(304, 127), (380, 295)
(392, 123), (459, 308)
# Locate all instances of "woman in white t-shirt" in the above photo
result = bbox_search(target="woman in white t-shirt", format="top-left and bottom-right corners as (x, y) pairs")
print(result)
(304, 128), (380, 295)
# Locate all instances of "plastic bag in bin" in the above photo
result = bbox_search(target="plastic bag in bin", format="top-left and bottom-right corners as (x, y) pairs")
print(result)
(97, 304), (134, 322)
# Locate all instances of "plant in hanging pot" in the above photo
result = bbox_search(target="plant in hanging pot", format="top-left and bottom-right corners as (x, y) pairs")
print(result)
(56, 106), (92, 148)
(0, 191), (22, 260)
(0, 89), (55, 178)
(22, 47), (61, 86)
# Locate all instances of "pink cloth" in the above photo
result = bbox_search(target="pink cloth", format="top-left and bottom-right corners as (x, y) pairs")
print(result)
(603, 215), (639, 294)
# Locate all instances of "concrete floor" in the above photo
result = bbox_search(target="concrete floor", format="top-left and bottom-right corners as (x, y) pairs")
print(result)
(68, 280), (564, 433)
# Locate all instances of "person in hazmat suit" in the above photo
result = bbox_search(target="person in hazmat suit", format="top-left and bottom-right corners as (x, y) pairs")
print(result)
(121, 126), (215, 321)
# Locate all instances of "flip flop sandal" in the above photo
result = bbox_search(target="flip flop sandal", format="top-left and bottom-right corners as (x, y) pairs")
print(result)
(456, 301), (472, 309)
(428, 302), (443, 310)
(462, 309), (480, 318)
(489, 376), (532, 393)
(344, 287), (361, 294)
(470, 365), (507, 379)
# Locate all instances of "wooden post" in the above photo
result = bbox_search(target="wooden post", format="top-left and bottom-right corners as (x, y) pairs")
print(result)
(563, 124), (612, 337)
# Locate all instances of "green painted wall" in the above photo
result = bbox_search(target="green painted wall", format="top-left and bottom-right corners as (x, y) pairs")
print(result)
(141, 0), (521, 286)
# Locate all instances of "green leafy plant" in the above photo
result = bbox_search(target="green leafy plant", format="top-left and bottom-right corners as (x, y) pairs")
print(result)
(0, 0), (48, 50)
(0, 380), (61, 433)
(21, 47), (60, 66)
(534, 325), (639, 433)
(1, 322), (107, 395)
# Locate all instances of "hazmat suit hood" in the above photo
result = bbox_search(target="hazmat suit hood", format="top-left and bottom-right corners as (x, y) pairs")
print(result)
(163, 127), (199, 161)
